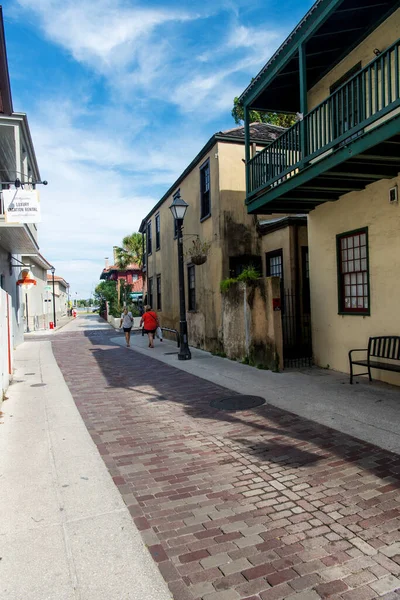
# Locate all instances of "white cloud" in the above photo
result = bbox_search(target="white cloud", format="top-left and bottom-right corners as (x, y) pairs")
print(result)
(15, 0), (198, 87)
(27, 92), (211, 297)
(7, 0), (295, 298)
(226, 24), (280, 50)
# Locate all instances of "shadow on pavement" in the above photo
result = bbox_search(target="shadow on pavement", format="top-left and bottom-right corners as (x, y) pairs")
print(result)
(53, 327), (400, 484)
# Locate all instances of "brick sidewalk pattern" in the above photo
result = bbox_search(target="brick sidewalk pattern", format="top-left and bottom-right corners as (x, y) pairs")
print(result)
(50, 330), (400, 600)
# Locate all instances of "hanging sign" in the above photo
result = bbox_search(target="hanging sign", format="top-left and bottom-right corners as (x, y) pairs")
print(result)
(3, 189), (41, 223)
(17, 269), (37, 289)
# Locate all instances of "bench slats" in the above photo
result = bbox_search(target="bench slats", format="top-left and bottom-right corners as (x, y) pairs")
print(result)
(369, 336), (400, 360)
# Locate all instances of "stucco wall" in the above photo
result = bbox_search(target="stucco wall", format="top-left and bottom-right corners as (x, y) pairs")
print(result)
(221, 277), (282, 370)
(145, 140), (295, 354)
(21, 257), (49, 330)
(309, 175), (400, 384)
(145, 141), (222, 351)
(308, 8), (400, 110)
(0, 246), (23, 347)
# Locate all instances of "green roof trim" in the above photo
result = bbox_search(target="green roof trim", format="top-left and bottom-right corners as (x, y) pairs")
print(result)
(239, 0), (400, 112)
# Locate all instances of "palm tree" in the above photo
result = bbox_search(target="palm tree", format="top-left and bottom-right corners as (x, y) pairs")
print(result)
(114, 232), (143, 268)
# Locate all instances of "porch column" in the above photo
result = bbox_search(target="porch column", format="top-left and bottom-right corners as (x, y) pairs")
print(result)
(244, 104), (251, 196)
(299, 43), (308, 163)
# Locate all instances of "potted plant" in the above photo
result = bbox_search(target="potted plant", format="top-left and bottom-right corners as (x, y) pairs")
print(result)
(186, 238), (211, 265)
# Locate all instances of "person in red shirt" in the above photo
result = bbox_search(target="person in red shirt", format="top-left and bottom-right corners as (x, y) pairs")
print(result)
(140, 305), (159, 348)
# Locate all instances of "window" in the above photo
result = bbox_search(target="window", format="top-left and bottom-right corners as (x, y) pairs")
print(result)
(155, 214), (160, 250)
(200, 159), (210, 220)
(147, 221), (152, 255)
(188, 265), (196, 311)
(266, 250), (283, 278)
(148, 277), (153, 309)
(142, 233), (146, 269)
(156, 275), (162, 311)
(337, 228), (369, 314)
(229, 256), (262, 278)
(266, 249), (284, 311)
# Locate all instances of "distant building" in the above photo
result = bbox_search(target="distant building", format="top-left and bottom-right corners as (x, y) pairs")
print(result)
(47, 275), (69, 321)
(21, 253), (52, 331)
(100, 258), (143, 305)
(0, 7), (45, 396)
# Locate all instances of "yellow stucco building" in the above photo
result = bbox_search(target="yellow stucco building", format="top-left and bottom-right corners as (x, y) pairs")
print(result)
(240, 0), (400, 384)
(139, 124), (308, 359)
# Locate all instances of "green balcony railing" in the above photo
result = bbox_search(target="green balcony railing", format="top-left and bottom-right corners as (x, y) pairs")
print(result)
(248, 38), (400, 196)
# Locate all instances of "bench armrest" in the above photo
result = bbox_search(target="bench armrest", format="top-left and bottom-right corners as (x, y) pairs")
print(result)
(348, 348), (368, 359)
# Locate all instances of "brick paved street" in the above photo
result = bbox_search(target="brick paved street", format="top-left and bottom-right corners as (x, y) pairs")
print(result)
(51, 329), (400, 600)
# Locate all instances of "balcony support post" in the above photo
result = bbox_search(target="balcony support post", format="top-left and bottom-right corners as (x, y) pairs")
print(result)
(244, 104), (251, 197)
(299, 43), (308, 165)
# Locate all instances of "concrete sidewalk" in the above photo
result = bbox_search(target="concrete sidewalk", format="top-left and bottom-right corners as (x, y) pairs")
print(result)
(0, 340), (171, 600)
(110, 327), (400, 455)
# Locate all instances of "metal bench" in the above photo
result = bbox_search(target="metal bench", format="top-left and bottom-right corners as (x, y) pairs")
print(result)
(349, 336), (400, 384)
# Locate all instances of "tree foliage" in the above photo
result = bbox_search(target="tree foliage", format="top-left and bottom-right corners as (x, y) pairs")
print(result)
(114, 232), (143, 268)
(232, 96), (296, 128)
(94, 280), (118, 315)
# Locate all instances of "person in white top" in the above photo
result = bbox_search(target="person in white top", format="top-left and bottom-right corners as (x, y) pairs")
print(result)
(120, 307), (133, 347)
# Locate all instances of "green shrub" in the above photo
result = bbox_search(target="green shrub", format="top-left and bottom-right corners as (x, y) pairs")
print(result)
(220, 266), (261, 293)
(220, 278), (237, 293)
(237, 266), (261, 284)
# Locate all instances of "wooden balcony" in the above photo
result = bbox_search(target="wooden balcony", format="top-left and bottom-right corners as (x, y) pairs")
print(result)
(246, 38), (400, 214)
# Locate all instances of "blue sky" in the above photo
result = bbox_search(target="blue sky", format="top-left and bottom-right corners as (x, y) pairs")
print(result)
(2, 0), (312, 298)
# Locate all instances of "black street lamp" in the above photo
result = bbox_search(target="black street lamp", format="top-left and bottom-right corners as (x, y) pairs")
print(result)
(50, 266), (57, 328)
(169, 193), (191, 361)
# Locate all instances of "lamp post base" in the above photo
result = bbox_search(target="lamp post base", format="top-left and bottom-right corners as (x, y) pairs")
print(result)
(178, 348), (192, 360)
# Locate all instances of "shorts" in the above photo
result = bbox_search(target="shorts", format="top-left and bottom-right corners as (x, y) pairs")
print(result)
(143, 328), (156, 334)
(123, 327), (132, 333)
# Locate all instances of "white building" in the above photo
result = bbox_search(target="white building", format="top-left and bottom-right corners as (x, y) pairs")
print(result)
(0, 8), (46, 396)
(19, 253), (52, 331)
(47, 275), (69, 324)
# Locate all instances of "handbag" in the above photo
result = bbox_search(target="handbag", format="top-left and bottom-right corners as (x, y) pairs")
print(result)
(156, 326), (163, 340)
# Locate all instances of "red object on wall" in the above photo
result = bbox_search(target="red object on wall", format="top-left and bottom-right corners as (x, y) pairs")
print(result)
(273, 298), (281, 311)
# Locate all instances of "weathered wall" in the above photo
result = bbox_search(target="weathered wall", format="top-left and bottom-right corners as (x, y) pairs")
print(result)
(221, 277), (283, 370)
(308, 8), (400, 110)
(145, 140), (222, 352)
(309, 174), (400, 384)
(145, 139), (291, 354)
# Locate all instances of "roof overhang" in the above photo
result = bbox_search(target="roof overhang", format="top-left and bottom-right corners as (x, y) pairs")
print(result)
(258, 215), (307, 235)
(22, 253), (52, 270)
(0, 221), (39, 254)
(240, 0), (400, 113)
